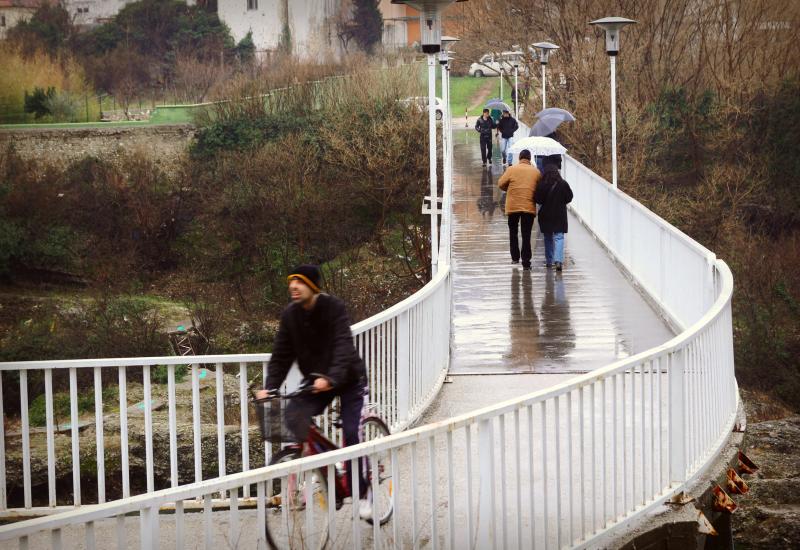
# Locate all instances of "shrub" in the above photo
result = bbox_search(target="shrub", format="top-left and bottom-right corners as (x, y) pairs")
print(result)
(23, 86), (56, 119)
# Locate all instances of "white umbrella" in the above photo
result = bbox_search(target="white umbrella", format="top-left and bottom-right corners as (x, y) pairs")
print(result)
(507, 136), (567, 156)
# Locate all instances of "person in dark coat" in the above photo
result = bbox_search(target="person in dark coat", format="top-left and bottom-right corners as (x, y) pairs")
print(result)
(534, 154), (574, 271)
(255, 264), (372, 516)
(475, 108), (496, 167)
(496, 109), (519, 166)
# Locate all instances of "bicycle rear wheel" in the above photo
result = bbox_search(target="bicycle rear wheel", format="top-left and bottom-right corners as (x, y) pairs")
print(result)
(361, 416), (394, 525)
(264, 448), (330, 550)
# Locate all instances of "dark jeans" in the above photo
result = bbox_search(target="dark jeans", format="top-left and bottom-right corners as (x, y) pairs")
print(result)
(285, 380), (368, 498)
(507, 212), (535, 267)
(479, 134), (493, 164)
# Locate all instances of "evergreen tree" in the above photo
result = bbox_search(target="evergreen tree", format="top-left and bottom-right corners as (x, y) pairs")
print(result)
(351, 0), (383, 53)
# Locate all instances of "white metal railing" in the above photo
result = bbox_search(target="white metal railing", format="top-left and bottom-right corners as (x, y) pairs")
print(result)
(0, 156), (737, 549)
(0, 266), (451, 516)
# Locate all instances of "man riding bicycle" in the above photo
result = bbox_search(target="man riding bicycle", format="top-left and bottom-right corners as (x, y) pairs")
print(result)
(254, 264), (372, 518)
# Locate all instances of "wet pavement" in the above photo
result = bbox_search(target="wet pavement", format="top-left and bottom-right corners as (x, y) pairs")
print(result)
(448, 129), (674, 376)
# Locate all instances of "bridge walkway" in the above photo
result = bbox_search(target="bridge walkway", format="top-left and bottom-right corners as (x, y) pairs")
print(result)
(421, 130), (674, 422)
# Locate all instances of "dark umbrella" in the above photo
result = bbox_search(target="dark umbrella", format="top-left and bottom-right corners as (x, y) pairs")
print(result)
(529, 108), (576, 137)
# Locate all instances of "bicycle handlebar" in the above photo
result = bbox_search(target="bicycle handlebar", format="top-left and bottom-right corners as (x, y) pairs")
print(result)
(250, 372), (334, 403)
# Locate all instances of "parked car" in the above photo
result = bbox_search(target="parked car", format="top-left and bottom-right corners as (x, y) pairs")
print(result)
(399, 96), (444, 120)
(469, 53), (528, 77)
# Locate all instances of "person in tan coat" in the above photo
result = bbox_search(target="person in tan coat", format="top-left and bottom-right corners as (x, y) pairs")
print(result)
(498, 149), (541, 270)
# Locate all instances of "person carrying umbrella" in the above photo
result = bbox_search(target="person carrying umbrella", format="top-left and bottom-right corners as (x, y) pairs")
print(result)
(498, 149), (541, 270)
(475, 108), (496, 167)
(496, 109), (519, 167)
(534, 154), (574, 271)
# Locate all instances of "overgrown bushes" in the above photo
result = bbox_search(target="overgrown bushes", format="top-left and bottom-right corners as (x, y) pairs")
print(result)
(0, 62), (431, 363)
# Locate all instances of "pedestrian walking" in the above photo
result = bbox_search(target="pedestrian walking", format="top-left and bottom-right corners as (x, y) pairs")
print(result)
(498, 149), (541, 270)
(496, 109), (519, 167)
(534, 154), (574, 271)
(254, 264), (373, 518)
(475, 108), (496, 167)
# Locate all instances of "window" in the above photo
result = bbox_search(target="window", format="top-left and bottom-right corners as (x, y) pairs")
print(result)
(247, 0), (258, 10)
(1, 16), (5, 27)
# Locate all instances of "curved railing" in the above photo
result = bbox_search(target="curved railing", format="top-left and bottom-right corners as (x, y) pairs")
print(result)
(0, 266), (451, 515)
(0, 156), (737, 549)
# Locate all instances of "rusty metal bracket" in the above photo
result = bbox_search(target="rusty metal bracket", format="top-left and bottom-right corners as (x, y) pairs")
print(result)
(712, 484), (737, 513)
(666, 491), (695, 506)
(737, 450), (759, 475)
(696, 509), (718, 536)
(726, 468), (749, 494)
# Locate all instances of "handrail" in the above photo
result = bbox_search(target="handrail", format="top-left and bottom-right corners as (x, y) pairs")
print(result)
(0, 266), (451, 514)
(0, 155), (737, 549)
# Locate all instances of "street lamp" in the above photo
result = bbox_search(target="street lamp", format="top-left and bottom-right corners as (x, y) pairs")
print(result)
(392, 0), (466, 275)
(530, 41), (559, 110)
(589, 16), (636, 189)
(503, 47), (524, 120)
(439, 36), (458, 269)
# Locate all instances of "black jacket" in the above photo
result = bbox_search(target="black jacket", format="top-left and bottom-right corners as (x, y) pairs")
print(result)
(266, 294), (366, 390)
(534, 165), (574, 233)
(475, 116), (495, 137)
(497, 116), (518, 139)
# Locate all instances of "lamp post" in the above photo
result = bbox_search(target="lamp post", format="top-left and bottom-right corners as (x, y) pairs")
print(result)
(589, 16), (636, 189)
(530, 41), (559, 110)
(499, 66), (504, 104)
(440, 36), (458, 268)
(392, 0), (466, 276)
(503, 47), (524, 120)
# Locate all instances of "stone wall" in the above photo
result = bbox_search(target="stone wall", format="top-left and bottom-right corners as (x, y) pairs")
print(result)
(0, 124), (196, 174)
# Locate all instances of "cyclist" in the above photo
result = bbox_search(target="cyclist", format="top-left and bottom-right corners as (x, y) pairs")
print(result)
(254, 264), (372, 518)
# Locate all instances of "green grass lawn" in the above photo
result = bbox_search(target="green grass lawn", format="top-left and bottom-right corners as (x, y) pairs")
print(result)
(0, 104), (198, 130)
(439, 75), (516, 117)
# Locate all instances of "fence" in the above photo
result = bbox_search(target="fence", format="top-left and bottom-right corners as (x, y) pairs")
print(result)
(0, 155), (737, 548)
(0, 266), (450, 516)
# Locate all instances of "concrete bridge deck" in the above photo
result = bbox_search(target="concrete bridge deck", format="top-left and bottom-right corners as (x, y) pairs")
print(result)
(422, 130), (673, 421)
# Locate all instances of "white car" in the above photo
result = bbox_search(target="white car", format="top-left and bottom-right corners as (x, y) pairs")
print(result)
(399, 96), (444, 120)
(469, 53), (528, 77)
(469, 54), (513, 77)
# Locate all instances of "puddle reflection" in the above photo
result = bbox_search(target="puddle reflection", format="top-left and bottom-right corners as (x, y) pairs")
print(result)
(541, 271), (576, 362)
(477, 168), (497, 218)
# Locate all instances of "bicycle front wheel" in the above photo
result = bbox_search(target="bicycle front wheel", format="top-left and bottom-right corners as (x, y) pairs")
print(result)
(361, 416), (394, 525)
(264, 448), (329, 550)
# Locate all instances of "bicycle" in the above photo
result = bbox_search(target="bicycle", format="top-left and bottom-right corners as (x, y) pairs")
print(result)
(253, 380), (394, 550)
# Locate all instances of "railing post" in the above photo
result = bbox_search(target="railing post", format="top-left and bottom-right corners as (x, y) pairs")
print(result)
(397, 310), (411, 425)
(477, 418), (496, 549)
(668, 349), (687, 484)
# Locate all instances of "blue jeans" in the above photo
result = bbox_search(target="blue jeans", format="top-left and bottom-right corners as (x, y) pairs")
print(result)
(543, 232), (565, 264)
(500, 137), (512, 164)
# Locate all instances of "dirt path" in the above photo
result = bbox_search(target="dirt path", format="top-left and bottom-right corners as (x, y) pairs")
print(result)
(466, 79), (498, 111)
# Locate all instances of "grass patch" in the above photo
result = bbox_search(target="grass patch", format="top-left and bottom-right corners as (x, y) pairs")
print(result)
(28, 386), (118, 427)
(437, 75), (517, 117)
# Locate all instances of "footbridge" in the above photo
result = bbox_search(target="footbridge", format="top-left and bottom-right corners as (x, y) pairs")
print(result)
(0, 131), (738, 549)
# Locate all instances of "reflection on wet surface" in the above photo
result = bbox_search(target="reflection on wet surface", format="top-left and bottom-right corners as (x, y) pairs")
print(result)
(450, 131), (674, 374)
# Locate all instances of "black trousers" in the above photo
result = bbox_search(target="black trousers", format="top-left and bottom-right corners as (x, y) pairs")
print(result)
(479, 134), (493, 164)
(507, 212), (535, 267)
(285, 380), (368, 498)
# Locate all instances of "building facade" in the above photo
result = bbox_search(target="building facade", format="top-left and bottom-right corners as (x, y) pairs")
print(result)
(62, 0), (135, 25)
(0, 0), (46, 39)
(378, 0), (463, 51)
(218, 0), (342, 60)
